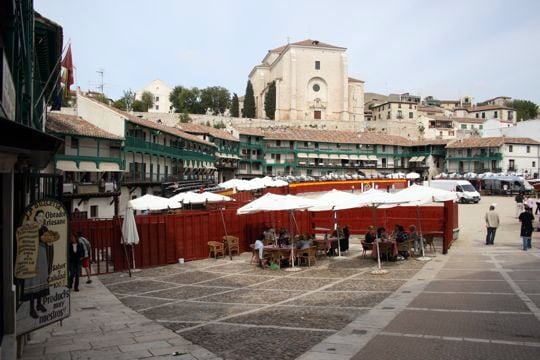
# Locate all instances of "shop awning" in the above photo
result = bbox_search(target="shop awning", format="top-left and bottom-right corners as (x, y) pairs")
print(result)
(297, 153), (308, 158)
(368, 155), (377, 161)
(349, 155), (359, 160)
(339, 154), (349, 159)
(79, 161), (99, 172)
(410, 156), (418, 162)
(99, 162), (121, 172)
(319, 154), (329, 159)
(416, 156), (425, 162)
(329, 154), (340, 159)
(359, 155), (369, 161)
(308, 153), (318, 158)
(56, 160), (79, 172)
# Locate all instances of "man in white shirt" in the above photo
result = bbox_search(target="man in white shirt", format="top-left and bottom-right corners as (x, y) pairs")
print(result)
(485, 204), (500, 245)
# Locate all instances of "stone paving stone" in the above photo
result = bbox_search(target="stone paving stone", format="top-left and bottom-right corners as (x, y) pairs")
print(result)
(98, 273), (134, 285)
(119, 295), (173, 310)
(199, 288), (303, 304)
(363, 269), (421, 280)
(435, 270), (505, 280)
(180, 323), (330, 360)
(508, 270), (540, 281)
(159, 321), (203, 332)
(159, 271), (223, 284)
(148, 285), (229, 300)
(90, 337), (136, 349)
(287, 291), (388, 308)
(294, 268), (365, 279)
(133, 265), (188, 278)
(409, 293), (530, 312)
(424, 280), (514, 293)
(528, 295), (540, 308)
(142, 302), (259, 322)
(200, 274), (276, 287)
(203, 263), (253, 274)
(384, 310), (540, 342)
(442, 261), (496, 269)
(225, 305), (366, 330)
(500, 260), (540, 270)
(97, 349), (153, 360)
(352, 334), (540, 360)
(107, 279), (176, 294)
(71, 346), (122, 360)
(251, 277), (335, 290)
(118, 340), (172, 352)
(324, 279), (405, 292)
(326, 259), (378, 270)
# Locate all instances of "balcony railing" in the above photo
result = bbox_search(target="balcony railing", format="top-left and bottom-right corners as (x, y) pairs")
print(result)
(125, 136), (214, 161)
(62, 182), (119, 195)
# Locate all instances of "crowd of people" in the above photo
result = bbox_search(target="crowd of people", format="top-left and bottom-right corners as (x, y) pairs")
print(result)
(363, 224), (421, 261)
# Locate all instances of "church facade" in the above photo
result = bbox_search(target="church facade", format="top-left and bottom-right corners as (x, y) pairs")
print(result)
(248, 40), (365, 131)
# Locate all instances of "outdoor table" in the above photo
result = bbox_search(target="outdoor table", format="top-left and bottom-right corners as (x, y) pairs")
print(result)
(263, 245), (296, 266)
(313, 237), (339, 250)
(371, 239), (398, 260)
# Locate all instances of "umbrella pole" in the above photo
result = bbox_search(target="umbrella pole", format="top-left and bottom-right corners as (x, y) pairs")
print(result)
(131, 245), (137, 271)
(219, 208), (232, 261)
(334, 210), (345, 259)
(285, 210), (301, 272)
(416, 205), (432, 261)
(371, 203), (388, 274)
(120, 233), (132, 277)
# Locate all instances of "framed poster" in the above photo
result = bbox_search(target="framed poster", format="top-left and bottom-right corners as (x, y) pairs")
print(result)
(15, 199), (69, 335)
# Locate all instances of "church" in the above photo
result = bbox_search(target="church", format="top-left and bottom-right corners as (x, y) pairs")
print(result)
(248, 39), (365, 131)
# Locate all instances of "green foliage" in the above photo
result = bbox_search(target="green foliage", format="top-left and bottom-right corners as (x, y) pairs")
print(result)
(243, 80), (256, 118)
(200, 86), (231, 115)
(132, 100), (146, 112)
(94, 93), (111, 105)
(140, 91), (154, 112)
(508, 99), (538, 121)
(264, 81), (276, 120)
(213, 120), (226, 129)
(179, 109), (191, 123)
(112, 98), (127, 111)
(230, 93), (240, 117)
(169, 86), (203, 114)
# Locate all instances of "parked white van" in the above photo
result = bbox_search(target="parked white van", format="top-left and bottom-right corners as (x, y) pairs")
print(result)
(424, 179), (481, 203)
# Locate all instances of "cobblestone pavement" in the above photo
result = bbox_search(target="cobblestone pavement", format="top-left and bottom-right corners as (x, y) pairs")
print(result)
(23, 196), (539, 360)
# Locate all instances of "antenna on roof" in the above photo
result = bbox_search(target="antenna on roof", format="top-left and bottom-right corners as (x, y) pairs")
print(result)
(286, 36), (290, 44)
(96, 69), (105, 95)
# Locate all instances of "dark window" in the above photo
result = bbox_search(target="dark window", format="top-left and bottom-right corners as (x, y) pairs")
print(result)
(482, 112), (485, 119)
(509, 145), (513, 152)
(527, 145), (530, 153)
(155, 96), (159, 101)
(90, 205), (98, 218)
(476, 113), (479, 118)
(312, 84), (320, 92)
(314, 111), (321, 120)
(71, 137), (79, 149)
(508, 111), (514, 120)
(409, 104), (412, 109)
(494, 111), (498, 118)
(315, 61), (320, 70)
(409, 112), (413, 119)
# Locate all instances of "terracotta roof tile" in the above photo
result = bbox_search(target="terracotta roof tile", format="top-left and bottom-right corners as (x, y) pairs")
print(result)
(262, 128), (361, 144)
(451, 117), (485, 124)
(447, 136), (539, 148)
(234, 126), (265, 137)
(414, 139), (452, 146)
(46, 112), (123, 140)
(81, 95), (215, 147)
(418, 106), (444, 113)
(356, 132), (412, 146)
(177, 123), (238, 142)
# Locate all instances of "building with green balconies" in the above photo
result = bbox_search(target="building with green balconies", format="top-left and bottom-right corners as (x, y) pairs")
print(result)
(234, 127), (265, 179)
(46, 112), (124, 218)
(445, 137), (539, 174)
(177, 123), (240, 182)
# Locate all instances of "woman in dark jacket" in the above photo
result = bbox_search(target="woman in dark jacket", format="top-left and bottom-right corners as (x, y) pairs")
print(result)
(519, 206), (534, 251)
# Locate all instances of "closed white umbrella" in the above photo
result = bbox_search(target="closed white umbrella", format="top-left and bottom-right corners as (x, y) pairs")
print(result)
(122, 203), (140, 274)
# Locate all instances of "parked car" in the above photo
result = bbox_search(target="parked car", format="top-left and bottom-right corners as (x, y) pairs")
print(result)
(424, 179), (481, 203)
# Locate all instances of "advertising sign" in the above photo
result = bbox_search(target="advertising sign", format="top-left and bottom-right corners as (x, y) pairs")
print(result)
(15, 199), (70, 335)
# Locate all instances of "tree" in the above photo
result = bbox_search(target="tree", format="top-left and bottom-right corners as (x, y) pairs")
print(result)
(508, 99), (538, 121)
(179, 109), (191, 123)
(132, 100), (146, 112)
(141, 91), (154, 112)
(169, 86), (203, 114)
(200, 86), (231, 115)
(213, 120), (226, 129)
(264, 81), (276, 120)
(112, 89), (135, 111)
(231, 93), (239, 117)
(243, 80), (256, 118)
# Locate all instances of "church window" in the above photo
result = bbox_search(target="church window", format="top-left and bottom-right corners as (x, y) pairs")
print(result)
(409, 112), (413, 119)
(315, 61), (320, 70)
(314, 111), (321, 120)
(313, 84), (320, 92)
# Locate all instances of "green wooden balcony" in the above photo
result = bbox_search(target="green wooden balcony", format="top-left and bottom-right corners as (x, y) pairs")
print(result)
(125, 136), (214, 162)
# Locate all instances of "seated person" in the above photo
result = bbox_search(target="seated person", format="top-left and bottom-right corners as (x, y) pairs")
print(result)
(297, 234), (313, 249)
(263, 227), (275, 244)
(408, 225), (421, 252)
(394, 224), (408, 243)
(377, 227), (388, 241)
(365, 226), (377, 246)
(278, 228), (290, 247)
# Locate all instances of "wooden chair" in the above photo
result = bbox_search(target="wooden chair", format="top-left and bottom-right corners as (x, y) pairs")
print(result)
(361, 240), (373, 258)
(313, 241), (327, 257)
(397, 240), (414, 258)
(208, 241), (224, 259)
(223, 235), (240, 256)
(424, 236), (436, 253)
(298, 246), (317, 267)
(377, 242), (394, 261)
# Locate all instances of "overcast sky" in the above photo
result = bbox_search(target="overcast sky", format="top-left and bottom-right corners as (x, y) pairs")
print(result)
(36, 0), (540, 104)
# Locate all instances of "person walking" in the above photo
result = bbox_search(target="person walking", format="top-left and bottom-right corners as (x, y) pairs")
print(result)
(68, 233), (84, 292)
(485, 204), (500, 245)
(519, 205), (534, 250)
(515, 191), (524, 218)
(77, 231), (92, 284)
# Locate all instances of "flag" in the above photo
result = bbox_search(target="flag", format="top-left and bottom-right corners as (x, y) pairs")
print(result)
(61, 44), (74, 94)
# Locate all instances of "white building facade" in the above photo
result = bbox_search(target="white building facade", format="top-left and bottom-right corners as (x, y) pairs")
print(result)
(248, 39), (364, 131)
(136, 79), (173, 113)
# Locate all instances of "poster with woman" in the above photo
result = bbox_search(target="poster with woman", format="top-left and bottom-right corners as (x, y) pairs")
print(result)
(15, 199), (70, 335)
